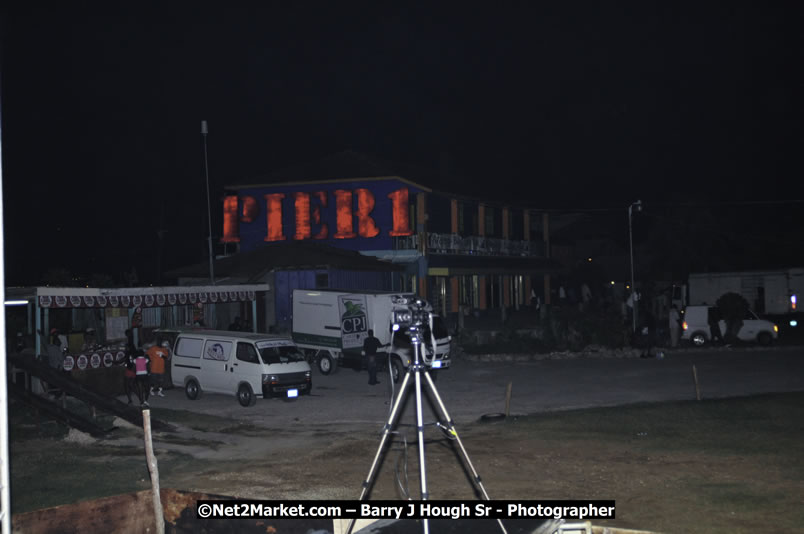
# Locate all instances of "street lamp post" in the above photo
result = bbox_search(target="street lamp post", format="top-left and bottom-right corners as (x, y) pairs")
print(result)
(201, 120), (215, 285)
(628, 200), (642, 334)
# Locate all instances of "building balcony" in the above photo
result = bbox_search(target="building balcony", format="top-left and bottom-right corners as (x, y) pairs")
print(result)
(392, 232), (545, 257)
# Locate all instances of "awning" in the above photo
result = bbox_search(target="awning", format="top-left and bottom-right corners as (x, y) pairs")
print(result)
(35, 284), (270, 309)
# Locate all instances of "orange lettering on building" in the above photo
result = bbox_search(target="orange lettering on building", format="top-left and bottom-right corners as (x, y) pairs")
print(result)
(241, 196), (258, 223)
(355, 188), (380, 238)
(388, 187), (413, 236)
(334, 189), (356, 239)
(221, 195), (240, 243)
(294, 192), (311, 240)
(312, 191), (328, 239)
(264, 193), (286, 241)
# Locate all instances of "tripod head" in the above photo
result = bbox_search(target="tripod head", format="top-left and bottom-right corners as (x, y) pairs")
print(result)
(391, 296), (434, 365)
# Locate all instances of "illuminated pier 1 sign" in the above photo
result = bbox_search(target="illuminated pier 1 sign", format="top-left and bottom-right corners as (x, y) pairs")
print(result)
(222, 186), (414, 248)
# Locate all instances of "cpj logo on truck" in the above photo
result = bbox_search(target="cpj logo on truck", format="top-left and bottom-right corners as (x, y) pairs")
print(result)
(338, 295), (368, 351)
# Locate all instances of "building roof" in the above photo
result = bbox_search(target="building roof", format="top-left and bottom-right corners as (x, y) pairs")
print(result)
(228, 150), (436, 192)
(226, 149), (512, 205)
(165, 241), (404, 281)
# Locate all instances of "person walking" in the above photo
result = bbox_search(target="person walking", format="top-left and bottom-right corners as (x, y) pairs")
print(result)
(668, 305), (681, 348)
(120, 351), (137, 404)
(147, 341), (169, 397)
(362, 329), (383, 386)
(133, 349), (150, 406)
(708, 306), (724, 345)
(639, 311), (657, 358)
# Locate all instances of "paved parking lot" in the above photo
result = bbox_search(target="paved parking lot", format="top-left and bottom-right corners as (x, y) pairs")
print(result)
(143, 346), (804, 431)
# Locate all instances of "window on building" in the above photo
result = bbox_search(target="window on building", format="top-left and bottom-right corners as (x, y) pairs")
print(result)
(511, 209), (524, 241)
(485, 206), (495, 237)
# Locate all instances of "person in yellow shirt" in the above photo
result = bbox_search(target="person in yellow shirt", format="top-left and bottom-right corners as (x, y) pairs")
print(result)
(146, 341), (170, 397)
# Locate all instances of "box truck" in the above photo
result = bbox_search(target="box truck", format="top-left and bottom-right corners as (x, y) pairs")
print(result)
(291, 289), (452, 381)
(687, 269), (802, 315)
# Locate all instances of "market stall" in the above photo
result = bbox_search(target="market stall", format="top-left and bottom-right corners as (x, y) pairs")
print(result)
(24, 284), (271, 394)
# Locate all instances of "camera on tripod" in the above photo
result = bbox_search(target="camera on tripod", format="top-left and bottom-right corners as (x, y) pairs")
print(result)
(390, 296), (430, 332)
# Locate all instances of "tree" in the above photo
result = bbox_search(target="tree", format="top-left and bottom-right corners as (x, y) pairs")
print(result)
(716, 292), (750, 343)
(88, 273), (115, 288)
(42, 268), (74, 287)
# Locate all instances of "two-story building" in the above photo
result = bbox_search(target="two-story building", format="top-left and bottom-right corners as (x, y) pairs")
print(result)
(213, 151), (561, 330)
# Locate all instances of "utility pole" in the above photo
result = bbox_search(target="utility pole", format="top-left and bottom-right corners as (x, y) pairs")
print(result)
(201, 120), (215, 285)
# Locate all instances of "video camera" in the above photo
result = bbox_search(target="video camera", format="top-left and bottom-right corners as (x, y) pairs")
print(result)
(390, 295), (430, 332)
(390, 296), (436, 365)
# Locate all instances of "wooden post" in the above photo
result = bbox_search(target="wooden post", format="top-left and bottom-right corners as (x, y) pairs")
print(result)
(504, 382), (513, 417)
(142, 410), (165, 534)
(692, 365), (701, 401)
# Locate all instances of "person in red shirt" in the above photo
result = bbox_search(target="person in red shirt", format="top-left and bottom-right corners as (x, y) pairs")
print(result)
(147, 341), (170, 397)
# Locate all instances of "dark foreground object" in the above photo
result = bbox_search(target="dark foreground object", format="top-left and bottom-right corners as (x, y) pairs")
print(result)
(354, 518), (556, 533)
(12, 489), (332, 534)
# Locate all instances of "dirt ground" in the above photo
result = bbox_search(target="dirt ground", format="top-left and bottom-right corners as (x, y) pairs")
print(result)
(11, 392), (804, 534)
(154, 417), (801, 534)
(10, 352), (804, 534)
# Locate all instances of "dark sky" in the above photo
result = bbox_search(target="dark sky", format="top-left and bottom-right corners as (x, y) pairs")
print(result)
(1, 4), (803, 285)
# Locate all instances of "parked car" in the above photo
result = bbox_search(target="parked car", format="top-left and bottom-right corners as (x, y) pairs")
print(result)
(171, 329), (312, 406)
(681, 305), (779, 346)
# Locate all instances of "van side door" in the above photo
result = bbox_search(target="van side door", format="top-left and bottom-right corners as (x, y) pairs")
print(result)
(202, 338), (234, 394)
(172, 336), (204, 387)
(231, 342), (263, 397)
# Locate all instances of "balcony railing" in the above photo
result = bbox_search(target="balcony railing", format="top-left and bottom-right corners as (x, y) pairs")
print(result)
(393, 232), (544, 257)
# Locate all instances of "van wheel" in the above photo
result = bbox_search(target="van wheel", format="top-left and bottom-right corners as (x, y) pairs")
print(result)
(757, 332), (772, 346)
(185, 378), (201, 400)
(318, 353), (335, 375)
(389, 357), (403, 384)
(691, 332), (707, 347)
(237, 383), (256, 407)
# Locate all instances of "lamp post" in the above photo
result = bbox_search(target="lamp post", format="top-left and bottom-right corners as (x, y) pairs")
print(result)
(628, 200), (642, 333)
(201, 120), (215, 285)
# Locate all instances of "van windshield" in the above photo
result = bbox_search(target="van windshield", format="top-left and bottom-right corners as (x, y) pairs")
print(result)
(257, 345), (305, 365)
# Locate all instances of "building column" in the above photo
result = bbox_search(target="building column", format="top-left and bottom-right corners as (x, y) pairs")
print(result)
(450, 276), (459, 314)
(417, 192), (428, 300)
(478, 275), (487, 310)
(523, 209), (531, 241)
(525, 276), (532, 306)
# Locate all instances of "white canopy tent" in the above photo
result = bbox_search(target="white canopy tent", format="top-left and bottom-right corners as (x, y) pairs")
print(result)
(31, 284), (271, 355)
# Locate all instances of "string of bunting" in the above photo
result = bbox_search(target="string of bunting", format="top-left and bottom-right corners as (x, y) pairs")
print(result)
(38, 290), (256, 308)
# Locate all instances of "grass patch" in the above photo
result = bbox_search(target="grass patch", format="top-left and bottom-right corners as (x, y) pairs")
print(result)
(508, 392), (804, 456)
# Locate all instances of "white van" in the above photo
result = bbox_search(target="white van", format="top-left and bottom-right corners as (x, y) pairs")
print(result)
(171, 329), (312, 407)
(681, 305), (779, 346)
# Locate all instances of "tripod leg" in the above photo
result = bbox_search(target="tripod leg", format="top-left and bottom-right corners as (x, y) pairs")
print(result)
(345, 368), (414, 534)
(422, 370), (508, 534)
(414, 368), (430, 534)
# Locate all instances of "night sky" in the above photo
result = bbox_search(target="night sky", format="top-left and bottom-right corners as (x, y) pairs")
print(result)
(1, 4), (802, 286)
